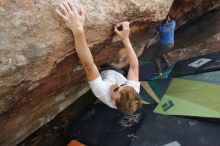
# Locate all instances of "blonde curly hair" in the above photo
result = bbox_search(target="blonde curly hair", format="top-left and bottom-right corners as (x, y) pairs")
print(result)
(115, 86), (142, 115)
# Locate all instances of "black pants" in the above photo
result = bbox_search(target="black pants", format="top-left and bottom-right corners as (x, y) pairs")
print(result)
(153, 44), (174, 73)
(99, 63), (125, 76)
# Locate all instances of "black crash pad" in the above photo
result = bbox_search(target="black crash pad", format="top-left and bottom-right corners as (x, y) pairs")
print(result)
(68, 103), (144, 146)
(68, 104), (220, 146)
(172, 51), (220, 77)
(130, 105), (220, 146)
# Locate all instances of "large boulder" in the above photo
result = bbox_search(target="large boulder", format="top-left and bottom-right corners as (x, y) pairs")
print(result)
(0, 0), (219, 145)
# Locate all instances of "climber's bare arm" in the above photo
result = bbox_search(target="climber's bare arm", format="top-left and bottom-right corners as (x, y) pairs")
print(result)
(114, 22), (139, 81)
(56, 1), (99, 81)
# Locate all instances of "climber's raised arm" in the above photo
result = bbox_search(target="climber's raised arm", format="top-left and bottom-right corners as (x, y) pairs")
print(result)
(56, 2), (142, 115)
(114, 22), (139, 81)
(56, 1), (99, 81)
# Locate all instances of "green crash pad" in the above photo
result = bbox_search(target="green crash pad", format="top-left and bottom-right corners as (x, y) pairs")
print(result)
(154, 71), (220, 118)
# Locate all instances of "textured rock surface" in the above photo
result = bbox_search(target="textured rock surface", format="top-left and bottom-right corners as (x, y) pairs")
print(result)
(0, 0), (220, 145)
(169, 0), (220, 25)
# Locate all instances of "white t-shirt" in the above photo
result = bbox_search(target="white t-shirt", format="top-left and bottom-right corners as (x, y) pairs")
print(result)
(88, 70), (140, 109)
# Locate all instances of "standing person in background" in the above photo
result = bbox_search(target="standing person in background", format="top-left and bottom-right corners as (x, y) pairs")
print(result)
(154, 15), (175, 78)
(56, 1), (141, 115)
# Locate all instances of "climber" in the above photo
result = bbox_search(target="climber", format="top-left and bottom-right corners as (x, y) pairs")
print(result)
(56, 1), (141, 115)
(154, 15), (176, 77)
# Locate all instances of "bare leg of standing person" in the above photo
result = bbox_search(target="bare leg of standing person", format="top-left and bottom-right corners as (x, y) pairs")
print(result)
(153, 55), (163, 78)
(161, 54), (171, 67)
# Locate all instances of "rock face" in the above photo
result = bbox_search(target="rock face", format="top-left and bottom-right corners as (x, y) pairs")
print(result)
(169, 0), (220, 24)
(0, 0), (219, 145)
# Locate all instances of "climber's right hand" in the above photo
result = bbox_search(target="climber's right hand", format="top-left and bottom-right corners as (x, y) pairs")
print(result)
(114, 21), (130, 42)
(56, 1), (86, 35)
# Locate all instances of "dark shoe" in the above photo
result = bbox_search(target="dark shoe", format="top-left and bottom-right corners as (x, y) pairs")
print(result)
(153, 71), (163, 78)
